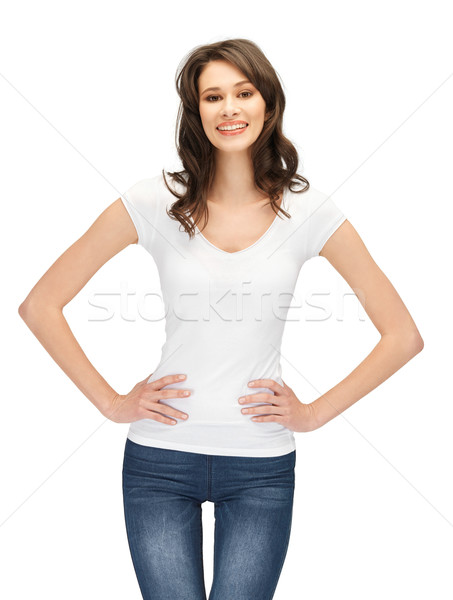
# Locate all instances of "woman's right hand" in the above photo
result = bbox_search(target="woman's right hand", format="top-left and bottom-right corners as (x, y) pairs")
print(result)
(103, 374), (191, 425)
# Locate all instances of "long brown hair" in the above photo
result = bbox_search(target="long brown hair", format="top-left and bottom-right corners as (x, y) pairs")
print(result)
(162, 38), (310, 238)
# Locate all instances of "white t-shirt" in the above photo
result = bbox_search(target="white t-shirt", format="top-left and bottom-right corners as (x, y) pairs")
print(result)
(120, 173), (347, 457)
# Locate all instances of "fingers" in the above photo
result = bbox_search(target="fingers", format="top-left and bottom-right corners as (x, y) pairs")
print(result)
(241, 405), (286, 417)
(240, 379), (285, 406)
(147, 373), (187, 389)
(158, 388), (191, 398)
(144, 403), (189, 424)
(238, 392), (274, 405)
(239, 379), (290, 424)
(142, 408), (187, 426)
(143, 373), (190, 425)
(238, 378), (288, 411)
(247, 378), (285, 395)
(139, 371), (154, 385)
(146, 374), (191, 401)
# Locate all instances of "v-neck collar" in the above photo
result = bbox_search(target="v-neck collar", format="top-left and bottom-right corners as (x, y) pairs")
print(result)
(194, 187), (288, 256)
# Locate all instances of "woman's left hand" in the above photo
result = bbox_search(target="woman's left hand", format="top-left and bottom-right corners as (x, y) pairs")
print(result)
(238, 378), (319, 433)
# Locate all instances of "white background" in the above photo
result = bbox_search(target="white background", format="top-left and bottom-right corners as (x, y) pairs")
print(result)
(2, 0), (451, 598)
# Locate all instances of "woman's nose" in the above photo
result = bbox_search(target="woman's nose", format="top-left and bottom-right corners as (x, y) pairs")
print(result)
(221, 96), (240, 116)
(222, 110), (239, 118)
(222, 106), (239, 118)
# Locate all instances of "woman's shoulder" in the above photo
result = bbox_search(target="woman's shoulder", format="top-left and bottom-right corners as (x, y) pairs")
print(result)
(123, 171), (183, 206)
(286, 183), (343, 218)
(285, 182), (319, 213)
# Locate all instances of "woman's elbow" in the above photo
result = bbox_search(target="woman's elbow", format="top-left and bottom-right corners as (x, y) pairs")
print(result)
(408, 328), (424, 355)
(18, 296), (50, 323)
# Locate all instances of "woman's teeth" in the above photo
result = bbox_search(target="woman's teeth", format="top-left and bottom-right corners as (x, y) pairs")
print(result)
(217, 124), (248, 131)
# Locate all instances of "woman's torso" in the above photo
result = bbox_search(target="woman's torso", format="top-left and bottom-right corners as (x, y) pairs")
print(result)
(119, 173), (347, 457)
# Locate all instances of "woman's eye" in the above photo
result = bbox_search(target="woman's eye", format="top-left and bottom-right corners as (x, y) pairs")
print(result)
(206, 91), (253, 102)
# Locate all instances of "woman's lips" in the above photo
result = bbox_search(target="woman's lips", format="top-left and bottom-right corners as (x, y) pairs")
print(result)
(216, 124), (249, 136)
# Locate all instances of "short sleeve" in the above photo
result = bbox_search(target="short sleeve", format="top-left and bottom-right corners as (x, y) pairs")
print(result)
(306, 191), (347, 258)
(120, 178), (159, 251)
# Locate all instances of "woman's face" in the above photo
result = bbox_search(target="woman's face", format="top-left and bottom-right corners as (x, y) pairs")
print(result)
(198, 60), (268, 153)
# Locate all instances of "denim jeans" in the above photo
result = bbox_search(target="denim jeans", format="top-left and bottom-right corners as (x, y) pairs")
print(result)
(122, 438), (296, 600)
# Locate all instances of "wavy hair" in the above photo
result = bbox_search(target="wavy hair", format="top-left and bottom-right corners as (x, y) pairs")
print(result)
(162, 38), (310, 238)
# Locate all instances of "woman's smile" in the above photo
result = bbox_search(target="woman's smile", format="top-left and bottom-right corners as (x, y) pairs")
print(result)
(216, 123), (249, 136)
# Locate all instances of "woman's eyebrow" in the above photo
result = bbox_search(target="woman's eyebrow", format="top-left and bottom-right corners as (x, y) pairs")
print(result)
(200, 80), (253, 95)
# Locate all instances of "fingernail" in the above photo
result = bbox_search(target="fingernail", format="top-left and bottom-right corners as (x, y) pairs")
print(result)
(178, 375), (186, 380)
(248, 381), (255, 386)
(182, 414), (188, 419)
(238, 397), (245, 403)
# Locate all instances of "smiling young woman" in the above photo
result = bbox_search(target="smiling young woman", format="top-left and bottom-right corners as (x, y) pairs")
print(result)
(19, 37), (424, 600)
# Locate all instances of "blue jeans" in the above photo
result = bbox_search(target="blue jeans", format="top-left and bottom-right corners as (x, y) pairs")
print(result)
(122, 438), (296, 600)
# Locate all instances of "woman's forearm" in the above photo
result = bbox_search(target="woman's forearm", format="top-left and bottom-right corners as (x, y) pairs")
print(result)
(18, 302), (118, 416)
(311, 331), (424, 429)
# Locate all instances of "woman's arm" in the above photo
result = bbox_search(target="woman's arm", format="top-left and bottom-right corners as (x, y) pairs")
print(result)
(310, 219), (424, 429)
(18, 197), (139, 417)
